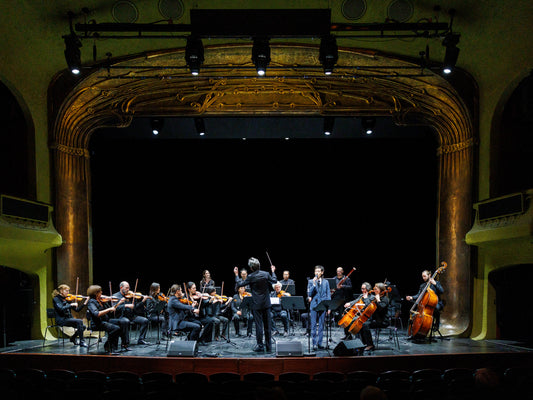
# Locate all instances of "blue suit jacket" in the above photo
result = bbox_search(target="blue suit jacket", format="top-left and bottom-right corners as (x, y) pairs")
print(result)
(308, 278), (331, 311)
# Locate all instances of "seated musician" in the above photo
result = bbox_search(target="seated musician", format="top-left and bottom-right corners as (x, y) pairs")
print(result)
(406, 269), (444, 329)
(167, 284), (202, 341)
(146, 282), (168, 337)
(346, 282), (389, 351)
(113, 281), (151, 345)
(280, 270), (295, 286)
(199, 269), (215, 292)
(52, 284), (89, 347)
(86, 285), (128, 354)
(187, 282), (215, 343)
(342, 282), (372, 340)
(270, 282), (289, 336)
(232, 286), (253, 337)
(204, 287), (230, 340)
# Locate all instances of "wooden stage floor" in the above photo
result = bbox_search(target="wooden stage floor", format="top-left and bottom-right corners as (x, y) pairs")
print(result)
(1, 325), (532, 377)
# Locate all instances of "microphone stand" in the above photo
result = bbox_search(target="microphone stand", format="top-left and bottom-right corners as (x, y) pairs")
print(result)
(303, 278), (316, 357)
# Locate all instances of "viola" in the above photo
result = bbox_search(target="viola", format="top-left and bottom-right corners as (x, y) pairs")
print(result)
(65, 294), (88, 302)
(100, 295), (120, 303)
(408, 261), (447, 339)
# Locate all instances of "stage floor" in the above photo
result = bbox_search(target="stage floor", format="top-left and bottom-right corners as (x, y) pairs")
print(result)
(2, 325), (532, 359)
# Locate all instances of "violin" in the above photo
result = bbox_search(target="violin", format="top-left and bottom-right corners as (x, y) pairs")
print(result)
(100, 295), (120, 303)
(65, 294), (88, 302)
(277, 290), (291, 298)
(157, 293), (169, 302)
(242, 292), (252, 297)
(179, 297), (194, 305)
(408, 261), (447, 339)
(125, 290), (145, 300)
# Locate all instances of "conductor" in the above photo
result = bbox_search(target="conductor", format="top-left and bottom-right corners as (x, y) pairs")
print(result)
(234, 257), (278, 352)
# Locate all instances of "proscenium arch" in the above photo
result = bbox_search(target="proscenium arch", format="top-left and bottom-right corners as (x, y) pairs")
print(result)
(50, 43), (474, 336)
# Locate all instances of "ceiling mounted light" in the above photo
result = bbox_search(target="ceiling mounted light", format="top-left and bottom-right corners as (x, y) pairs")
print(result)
(185, 35), (204, 76)
(323, 117), (334, 135)
(319, 35), (338, 75)
(362, 117), (376, 135)
(252, 37), (271, 76)
(194, 117), (206, 136)
(442, 33), (460, 74)
(151, 118), (164, 135)
(64, 33), (82, 75)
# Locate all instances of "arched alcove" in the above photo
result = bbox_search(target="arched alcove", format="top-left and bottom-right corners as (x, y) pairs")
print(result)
(49, 44), (475, 336)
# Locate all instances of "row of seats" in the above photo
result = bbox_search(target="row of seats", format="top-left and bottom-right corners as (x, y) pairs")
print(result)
(1, 366), (531, 400)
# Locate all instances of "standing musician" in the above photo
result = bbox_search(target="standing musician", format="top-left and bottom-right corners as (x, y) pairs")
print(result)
(333, 267), (353, 299)
(146, 282), (168, 337)
(204, 287), (230, 340)
(231, 286), (253, 337)
(86, 285), (128, 354)
(167, 284), (202, 341)
(52, 284), (89, 347)
(345, 282), (389, 351)
(279, 270), (295, 287)
(234, 257), (278, 352)
(199, 269), (215, 292)
(406, 269), (444, 329)
(307, 265), (331, 351)
(113, 281), (151, 345)
(270, 282), (289, 336)
(341, 282), (372, 340)
(187, 282), (215, 343)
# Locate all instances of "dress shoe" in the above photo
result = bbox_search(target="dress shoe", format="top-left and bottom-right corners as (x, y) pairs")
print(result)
(253, 344), (265, 352)
(79, 340), (88, 348)
(364, 345), (375, 351)
(317, 345), (325, 350)
(273, 330), (280, 336)
(121, 345), (132, 351)
(283, 331), (288, 337)
(340, 335), (352, 341)
(312, 345), (318, 351)
(137, 339), (150, 345)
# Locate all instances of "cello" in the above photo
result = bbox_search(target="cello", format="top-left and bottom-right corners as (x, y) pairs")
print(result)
(408, 261), (447, 339)
(344, 286), (392, 335)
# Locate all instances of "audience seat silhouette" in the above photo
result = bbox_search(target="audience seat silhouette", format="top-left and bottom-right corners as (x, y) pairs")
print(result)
(209, 372), (241, 384)
(278, 372), (311, 383)
(174, 372), (209, 385)
(376, 370), (411, 400)
(243, 372), (275, 383)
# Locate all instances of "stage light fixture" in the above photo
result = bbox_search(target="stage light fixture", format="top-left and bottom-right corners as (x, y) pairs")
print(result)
(362, 117), (376, 135)
(185, 35), (204, 76)
(442, 33), (460, 74)
(194, 117), (206, 136)
(319, 35), (338, 75)
(252, 38), (271, 76)
(64, 33), (82, 75)
(323, 117), (334, 135)
(151, 118), (164, 135)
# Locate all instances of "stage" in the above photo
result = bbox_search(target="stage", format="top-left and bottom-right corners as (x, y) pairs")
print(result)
(1, 324), (532, 378)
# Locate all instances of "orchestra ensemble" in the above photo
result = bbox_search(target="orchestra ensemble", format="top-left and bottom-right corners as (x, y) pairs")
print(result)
(52, 257), (445, 355)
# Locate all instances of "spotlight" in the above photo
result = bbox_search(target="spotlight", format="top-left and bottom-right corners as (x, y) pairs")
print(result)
(194, 117), (206, 136)
(319, 35), (338, 75)
(151, 118), (164, 135)
(442, 33), (460, 74)
(252, 38), (271, 76)
(323, 117), (334, 136)
(185, 35), (204, 76)
(362, 117), (376, 135)
(64, 33), (82, 75)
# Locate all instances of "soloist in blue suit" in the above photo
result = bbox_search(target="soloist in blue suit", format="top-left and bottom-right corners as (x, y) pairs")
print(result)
(307, 278), (331, 347)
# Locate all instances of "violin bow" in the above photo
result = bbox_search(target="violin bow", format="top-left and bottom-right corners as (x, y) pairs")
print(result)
(109, 281), (115, 315)
(75, 276), (79, 298)
(132, 278), (139, 306)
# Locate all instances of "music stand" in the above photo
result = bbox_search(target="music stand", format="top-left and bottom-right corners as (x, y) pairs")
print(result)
(283, 284), (296, 296)
(280, 296), (305, 336)
(315, 297), (345, 349)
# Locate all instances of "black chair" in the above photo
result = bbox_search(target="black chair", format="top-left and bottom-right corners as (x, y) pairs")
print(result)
(279, 372), (311, 383)
(410, 369), (445, 400)
(0, 368), (16, 394)
(346, 370), (378, 392)
(209, 372), (241, 384)
(243, 372), (275, 383)
(43, 308), (65, 347)
(442, 368), (475, 399)
(141, 371), (174, 384)
(46, 369), (77, 384)
(377, 370), (411, 400)
(312, 371), (346, 382)
(374, 323), (400, 350)
(14, 368), (47, 395)
(76, 370), (108, 383)
(174, 372), (209, 385)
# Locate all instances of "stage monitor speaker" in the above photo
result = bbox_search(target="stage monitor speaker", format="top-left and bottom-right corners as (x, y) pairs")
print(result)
(167, 340), (198, 357)
(333, 339), (365, 356)
(276, 341), (303, 357)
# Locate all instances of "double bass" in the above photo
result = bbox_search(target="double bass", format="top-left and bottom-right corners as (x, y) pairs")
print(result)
(408, 261), (447, 338)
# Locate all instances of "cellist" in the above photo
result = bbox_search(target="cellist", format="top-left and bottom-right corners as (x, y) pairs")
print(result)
(406, 270), (444, 329)
(341, 282), (372, 340)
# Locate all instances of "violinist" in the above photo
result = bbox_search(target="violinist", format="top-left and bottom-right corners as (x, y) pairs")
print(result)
(270, 282), (289, 336)
(204, 287), (230, 340)
(307, 265), (331, 351)
(231, 286), (253, 337)
(341, 282), (371, 341)
(187, 282), (215, 343)
(351, 282), (389, 351)
(199, 269), (215, 292)
(86, 285), (128, 354)
(146, 282), (168, 337)
(113, 281), (150, 345)
(52, 284), (89, 347)
(167, 284), (202, 341)
(234, 257), (278, 352)
(406, 270), (444, 329)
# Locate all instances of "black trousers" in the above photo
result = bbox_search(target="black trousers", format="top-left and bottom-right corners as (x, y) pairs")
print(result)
(98, 321), (121, 349)
(109, 318), (130, 346)
(61, 318), (86, 341)
(253, 308), (272, 349)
